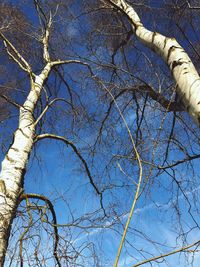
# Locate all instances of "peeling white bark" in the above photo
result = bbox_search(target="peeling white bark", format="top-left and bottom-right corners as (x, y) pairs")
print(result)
(0, 63), (51, 265)
(109, 0), (200, 125)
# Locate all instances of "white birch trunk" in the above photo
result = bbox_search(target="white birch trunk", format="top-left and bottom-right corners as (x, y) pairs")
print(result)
(0, 63), (51, 265)
(109, 0), (200, 125)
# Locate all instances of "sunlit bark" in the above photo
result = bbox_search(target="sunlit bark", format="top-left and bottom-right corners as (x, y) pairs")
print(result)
(108, 0), (200, 126)
(0, 64), (51, 265)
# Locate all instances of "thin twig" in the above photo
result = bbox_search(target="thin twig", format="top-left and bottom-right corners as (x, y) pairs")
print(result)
(0, 31), (31, 73)
(131, 240), (200, 267)
(19, 193), (61, 267)
(97, 79), (143, 267)
(34, 134), (106, 215)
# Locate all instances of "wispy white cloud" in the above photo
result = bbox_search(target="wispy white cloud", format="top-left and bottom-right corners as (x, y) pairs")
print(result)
(74, 184), (200, 244)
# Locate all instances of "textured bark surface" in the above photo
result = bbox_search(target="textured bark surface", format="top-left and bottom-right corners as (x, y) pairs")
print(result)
(109, 0), (200, 126)
(0, 64), (51, 265)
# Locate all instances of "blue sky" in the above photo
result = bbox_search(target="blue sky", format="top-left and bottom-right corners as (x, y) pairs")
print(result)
(15, 111), (199, 267)
(1, 0), (200, 266)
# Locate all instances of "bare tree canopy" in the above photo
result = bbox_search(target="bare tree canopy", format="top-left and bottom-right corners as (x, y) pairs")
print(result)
(0, 0), (200, 266)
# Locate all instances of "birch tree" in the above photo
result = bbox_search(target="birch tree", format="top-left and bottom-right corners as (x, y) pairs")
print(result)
(0, 1), (200, 266)
(104, 0), (200, 265)
(107, 0), (200, 126)
(0, 2), (98, 265)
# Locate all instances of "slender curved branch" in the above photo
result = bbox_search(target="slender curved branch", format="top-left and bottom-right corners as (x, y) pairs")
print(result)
(19, 197), (33, 267)
(19, 193), (61, 267)
(131, 240), (200, 267)
(186, 1), (200, 9)
(51, 60), (95, 77)
(34, 134), (106, 215)
(95, 84), (183, 146)
(111, 29), (133, 64)
(34, 98), (72, 126)
(158, 153), (200, 170)
(137, 85), (184, 111)
(0, 31), (31, 73)
(53, 68), (75, 110)
(97, 79), (143, 267)
(0, 94), (21, 109)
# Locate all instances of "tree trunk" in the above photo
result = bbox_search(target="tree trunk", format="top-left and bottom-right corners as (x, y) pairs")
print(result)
(109, 0), (200, 126)
(0, 64), (51, 265)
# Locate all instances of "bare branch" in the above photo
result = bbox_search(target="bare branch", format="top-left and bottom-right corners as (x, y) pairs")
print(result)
(95, 84), (183, 146)
(158, 154), (200, 170)
(186, 1), (200, 10)
(19, 196), (33, 267)
(98, 80), (143, 267)
(34, 98), (72, 126)
(131, 240), (200, 267)
(51, 60), (95, 76)
(42, 13), (52, 62)
(0, 31), (31, 73)
(19, 193), (61, 267)
(34, 133), (106, 215)
(0, 94), (21, 109)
